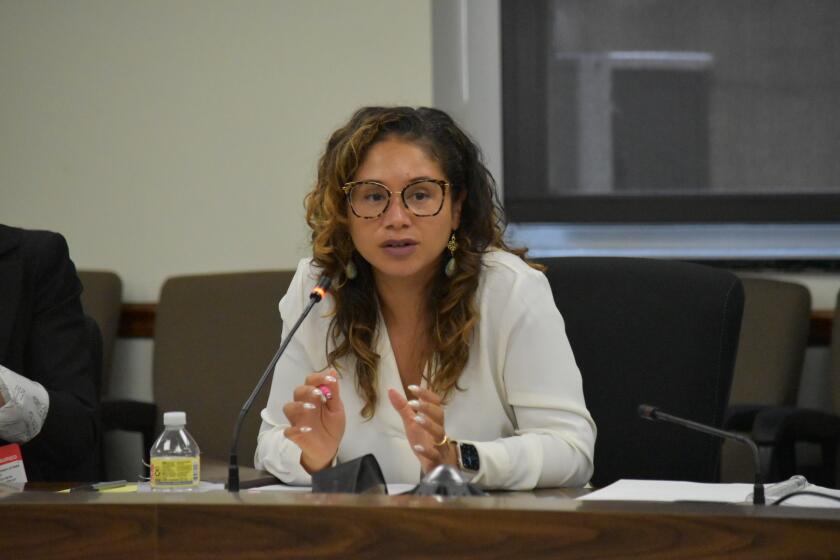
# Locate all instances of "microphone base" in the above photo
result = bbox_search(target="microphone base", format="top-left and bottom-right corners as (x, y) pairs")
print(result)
(228, 454), (240, 492)
(752, 483), (765, 505)
(410, 464), (487, 497)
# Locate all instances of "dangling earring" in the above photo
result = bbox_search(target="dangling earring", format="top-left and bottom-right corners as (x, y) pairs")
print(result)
(444, 232), (458, 278)
(345, 259), (358, 280)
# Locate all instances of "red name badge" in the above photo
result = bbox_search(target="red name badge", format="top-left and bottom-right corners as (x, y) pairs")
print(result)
(0, 443), (28, 484)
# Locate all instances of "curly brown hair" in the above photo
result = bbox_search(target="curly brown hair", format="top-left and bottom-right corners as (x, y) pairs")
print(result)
(305, 106), (538, 419)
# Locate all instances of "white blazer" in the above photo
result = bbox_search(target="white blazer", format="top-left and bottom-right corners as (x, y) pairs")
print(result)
(255, 250), (596, 489)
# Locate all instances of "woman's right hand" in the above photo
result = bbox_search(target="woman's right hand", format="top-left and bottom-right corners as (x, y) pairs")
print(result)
(282, 370), (345, 473)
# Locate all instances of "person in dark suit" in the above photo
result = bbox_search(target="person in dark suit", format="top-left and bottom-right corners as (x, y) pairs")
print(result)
(0, 224), (99, 482)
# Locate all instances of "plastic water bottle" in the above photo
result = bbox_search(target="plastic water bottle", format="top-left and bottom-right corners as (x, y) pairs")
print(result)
(149, 411), (200, 492)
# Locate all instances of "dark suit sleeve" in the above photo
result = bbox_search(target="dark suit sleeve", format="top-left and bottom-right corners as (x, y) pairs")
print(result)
(21, 232), (99, 478)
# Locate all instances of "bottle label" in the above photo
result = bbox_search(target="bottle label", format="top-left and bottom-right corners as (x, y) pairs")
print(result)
(150, 457), (200, 487)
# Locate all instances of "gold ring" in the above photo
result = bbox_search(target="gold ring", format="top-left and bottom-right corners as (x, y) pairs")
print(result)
(434, 434), (449, 447)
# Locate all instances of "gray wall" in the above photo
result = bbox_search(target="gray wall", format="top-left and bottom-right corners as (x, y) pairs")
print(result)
(1, 0), (433, 302)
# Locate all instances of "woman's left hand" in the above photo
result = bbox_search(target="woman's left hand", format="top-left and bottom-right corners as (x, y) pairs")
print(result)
(387, 385), (458, 474)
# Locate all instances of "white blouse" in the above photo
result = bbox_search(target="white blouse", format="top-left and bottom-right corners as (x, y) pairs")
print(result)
(255, 250), (596, 490)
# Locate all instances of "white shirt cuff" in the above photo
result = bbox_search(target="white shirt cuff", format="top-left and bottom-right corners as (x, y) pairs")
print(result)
(0, 365), (50, 443)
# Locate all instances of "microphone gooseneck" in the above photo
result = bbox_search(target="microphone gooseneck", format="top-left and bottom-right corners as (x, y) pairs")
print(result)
(638, 404), (765, 505)
(227, 274), (332, 492)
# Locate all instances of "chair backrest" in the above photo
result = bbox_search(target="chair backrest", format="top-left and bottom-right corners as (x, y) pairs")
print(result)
(534, 257), (744, 486)
(720, 277), (810, 482)
(152, 270), (295, 463)
(77, 270), (123, 396)
(729, 277), (811, 406)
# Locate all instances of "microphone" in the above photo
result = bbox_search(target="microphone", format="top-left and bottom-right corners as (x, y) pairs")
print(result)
(638, 404), (765, 505)
(227, 273), (332, 491)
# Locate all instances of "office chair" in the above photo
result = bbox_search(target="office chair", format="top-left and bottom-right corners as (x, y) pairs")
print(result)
(78, 270), (123, 479)
(534, 257), (744, 487)
(720, 277), (811, 482)
(103, 270), (295, 471)
(77, 270), (123, 396)
(750, 290), (840, 487)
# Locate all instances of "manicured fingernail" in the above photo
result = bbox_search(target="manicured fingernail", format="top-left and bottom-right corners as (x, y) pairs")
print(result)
(302, 402), (316, 410)
(408, 384), (421, 394)
(413, 414), (426, 424)
(413, 444), (425, 452)
(300, 426), (312, 433)
(325, 375), (337, 383)
(317, 384), (333, 401)
(407, 399), (421, 409)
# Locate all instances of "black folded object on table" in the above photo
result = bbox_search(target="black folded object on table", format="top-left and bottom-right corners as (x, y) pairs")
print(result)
(310, 455), (485, 496)
(311, 454), (388, 494)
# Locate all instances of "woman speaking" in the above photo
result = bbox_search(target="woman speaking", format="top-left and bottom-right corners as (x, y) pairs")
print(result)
(255, 107), (595, 490)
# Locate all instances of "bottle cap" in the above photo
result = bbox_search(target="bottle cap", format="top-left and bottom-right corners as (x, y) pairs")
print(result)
(163, 411), (187, 427)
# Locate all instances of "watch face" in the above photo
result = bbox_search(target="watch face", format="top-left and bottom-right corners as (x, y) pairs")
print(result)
(459, 443), (480, 472)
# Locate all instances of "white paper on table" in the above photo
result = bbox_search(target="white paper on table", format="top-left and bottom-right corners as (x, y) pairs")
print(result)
(580, 479), (840, 508)
(248, 483), (417, 495)
(580, 479), (753, 503)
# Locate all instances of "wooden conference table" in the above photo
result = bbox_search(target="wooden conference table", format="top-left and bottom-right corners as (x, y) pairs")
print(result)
(2, 464), (839, 559)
